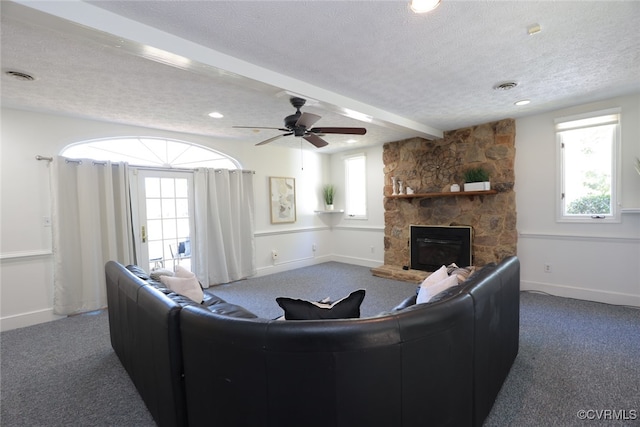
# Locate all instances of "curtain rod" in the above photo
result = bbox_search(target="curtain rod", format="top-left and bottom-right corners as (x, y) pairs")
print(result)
(36, 156), (254, 174)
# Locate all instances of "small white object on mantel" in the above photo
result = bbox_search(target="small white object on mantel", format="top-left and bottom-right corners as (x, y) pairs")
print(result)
(450, 184), (460, 192)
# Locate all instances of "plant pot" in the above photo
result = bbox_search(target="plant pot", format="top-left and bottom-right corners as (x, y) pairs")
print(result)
(464, 181), (491, 192)
(325, 204), (335, 211)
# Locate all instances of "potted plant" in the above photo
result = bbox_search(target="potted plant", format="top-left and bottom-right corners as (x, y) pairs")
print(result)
(323, 184), (335, 210)
(463, 167), (491, 192)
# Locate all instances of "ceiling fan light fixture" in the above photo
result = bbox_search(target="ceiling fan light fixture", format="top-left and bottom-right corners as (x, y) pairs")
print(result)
(410, 0), (442, 13)
(5, 70), (35, 81)
(494, 81), (518, 91)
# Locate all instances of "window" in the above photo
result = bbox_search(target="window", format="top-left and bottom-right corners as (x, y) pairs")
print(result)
(61, 137), (239, 169)
(556, 108), (621, 222)
(344, 153), (367, 219)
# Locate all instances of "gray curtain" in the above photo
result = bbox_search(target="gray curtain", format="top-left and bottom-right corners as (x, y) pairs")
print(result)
(52, 158), (134, 315)
(193, 169), (255, 286)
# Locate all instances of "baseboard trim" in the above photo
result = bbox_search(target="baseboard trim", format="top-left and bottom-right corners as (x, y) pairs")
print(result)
(1, 308), (65, 332)
(254, 255), (333, 276)
(521, 280), (640, 307)
(331, 254), (383, 268)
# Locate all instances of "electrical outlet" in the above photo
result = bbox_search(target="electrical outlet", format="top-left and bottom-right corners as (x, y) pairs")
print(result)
(370, 246), (375, 253)
(271, 249), (279, 260)
(312, 244), (317, 252)
(544, 263), (552, 273)
(43, 216), (51, 227)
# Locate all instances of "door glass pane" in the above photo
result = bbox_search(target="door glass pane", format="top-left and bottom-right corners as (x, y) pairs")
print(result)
(146, 199), (162, 219)
(177, 218), (190, 238)
(147, 219), (162, 238)
(142, 175), (192, 271)
(176, 199), (189, 217)
(161, 178), (175, 198)
(163, 219), (178, 239)
(175, 179), (188, 198)
(162, 199), (176, 218)
(146, 178), (161, 198)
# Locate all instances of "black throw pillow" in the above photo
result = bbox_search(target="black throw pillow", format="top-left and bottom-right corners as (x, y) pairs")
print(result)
(276, 289), (366, 320)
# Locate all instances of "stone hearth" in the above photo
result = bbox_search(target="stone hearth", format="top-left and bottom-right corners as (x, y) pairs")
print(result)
(376, 118), (517, 279)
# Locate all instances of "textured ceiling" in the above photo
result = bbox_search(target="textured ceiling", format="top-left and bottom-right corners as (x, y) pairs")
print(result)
(2, 0), (639, 153)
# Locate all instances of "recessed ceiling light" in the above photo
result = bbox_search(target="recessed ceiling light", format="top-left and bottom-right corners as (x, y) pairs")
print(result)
(527, 24), (542, 36)
(346, 139), (357, 144)
(410, 0), (442, 13)
(514, 100), (531, 106)
(208, 112), (224, 119)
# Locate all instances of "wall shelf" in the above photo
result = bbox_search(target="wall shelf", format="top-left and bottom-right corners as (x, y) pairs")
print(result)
(386, 190), (497, 199)
(314, 209), (345, 214)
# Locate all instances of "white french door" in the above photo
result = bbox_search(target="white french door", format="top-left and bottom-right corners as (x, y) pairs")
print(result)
(133, 169), (195, 272)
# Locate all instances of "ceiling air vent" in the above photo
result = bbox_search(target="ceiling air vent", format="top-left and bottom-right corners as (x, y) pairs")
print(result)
(494, 82), (518, 91)
(5, 70), (35, 81)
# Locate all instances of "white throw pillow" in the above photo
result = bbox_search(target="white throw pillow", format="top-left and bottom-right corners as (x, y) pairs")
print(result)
(160, 275), (204, 303)
(417, 275), (459, 304)
(174, 265), (195, 279)
(420, 265), (448, 288)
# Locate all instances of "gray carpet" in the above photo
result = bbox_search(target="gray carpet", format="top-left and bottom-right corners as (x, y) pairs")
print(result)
(1, 262), (638, 426)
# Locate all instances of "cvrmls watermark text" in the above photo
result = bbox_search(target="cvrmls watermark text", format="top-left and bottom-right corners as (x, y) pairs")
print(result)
(577, 409), (637, 421)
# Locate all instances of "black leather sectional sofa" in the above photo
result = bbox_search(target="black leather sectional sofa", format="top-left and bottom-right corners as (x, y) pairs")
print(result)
(105, 256), (520, 427)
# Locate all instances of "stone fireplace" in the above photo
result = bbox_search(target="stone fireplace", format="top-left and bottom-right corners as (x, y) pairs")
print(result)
(374, 119), (517, 282)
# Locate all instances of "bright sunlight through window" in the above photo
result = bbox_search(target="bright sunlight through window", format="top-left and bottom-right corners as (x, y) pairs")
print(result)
(556, 109), (620, 222)
(61, 137), (239, 169)
(344, 154), (367, 219)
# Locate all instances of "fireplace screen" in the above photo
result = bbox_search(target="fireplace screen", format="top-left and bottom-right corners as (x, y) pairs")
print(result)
(410, 225), (472, 271)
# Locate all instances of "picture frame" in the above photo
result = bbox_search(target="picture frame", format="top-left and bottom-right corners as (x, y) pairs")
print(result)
(269, 176), (296, 224)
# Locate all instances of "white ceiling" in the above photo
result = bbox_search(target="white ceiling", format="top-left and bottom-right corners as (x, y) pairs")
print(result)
(2, 0), (639, 153)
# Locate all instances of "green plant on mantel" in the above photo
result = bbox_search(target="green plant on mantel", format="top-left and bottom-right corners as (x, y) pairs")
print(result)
(463, 167), (490, 183)
(323, 184), (335, 205)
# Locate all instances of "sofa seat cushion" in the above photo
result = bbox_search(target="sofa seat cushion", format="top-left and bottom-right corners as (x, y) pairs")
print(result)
(202, 291), (227, 306)
(206, 302), (258, 318)
(276, 289), (366, 320)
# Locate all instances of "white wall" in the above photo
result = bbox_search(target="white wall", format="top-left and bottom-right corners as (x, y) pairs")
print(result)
(0, 108), (333, 330)
(515, 93), (640, 306)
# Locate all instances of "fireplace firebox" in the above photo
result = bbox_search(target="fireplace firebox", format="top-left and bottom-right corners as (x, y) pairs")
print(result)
(410, 225), (472, 272)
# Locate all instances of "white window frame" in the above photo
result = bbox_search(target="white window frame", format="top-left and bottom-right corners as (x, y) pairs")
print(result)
(555, 108), (621, 223)
(344, 153), (367, 220)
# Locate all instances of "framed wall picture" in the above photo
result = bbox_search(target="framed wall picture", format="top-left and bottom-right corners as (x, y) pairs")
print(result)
(270, 177), (296, 224)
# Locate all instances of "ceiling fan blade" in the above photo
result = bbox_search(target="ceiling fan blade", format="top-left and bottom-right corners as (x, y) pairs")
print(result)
(255, 133), (292, 146)
(303, 133), (329, 148)
(296, 112), (322, 129)
(310, 127), (367, 135)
